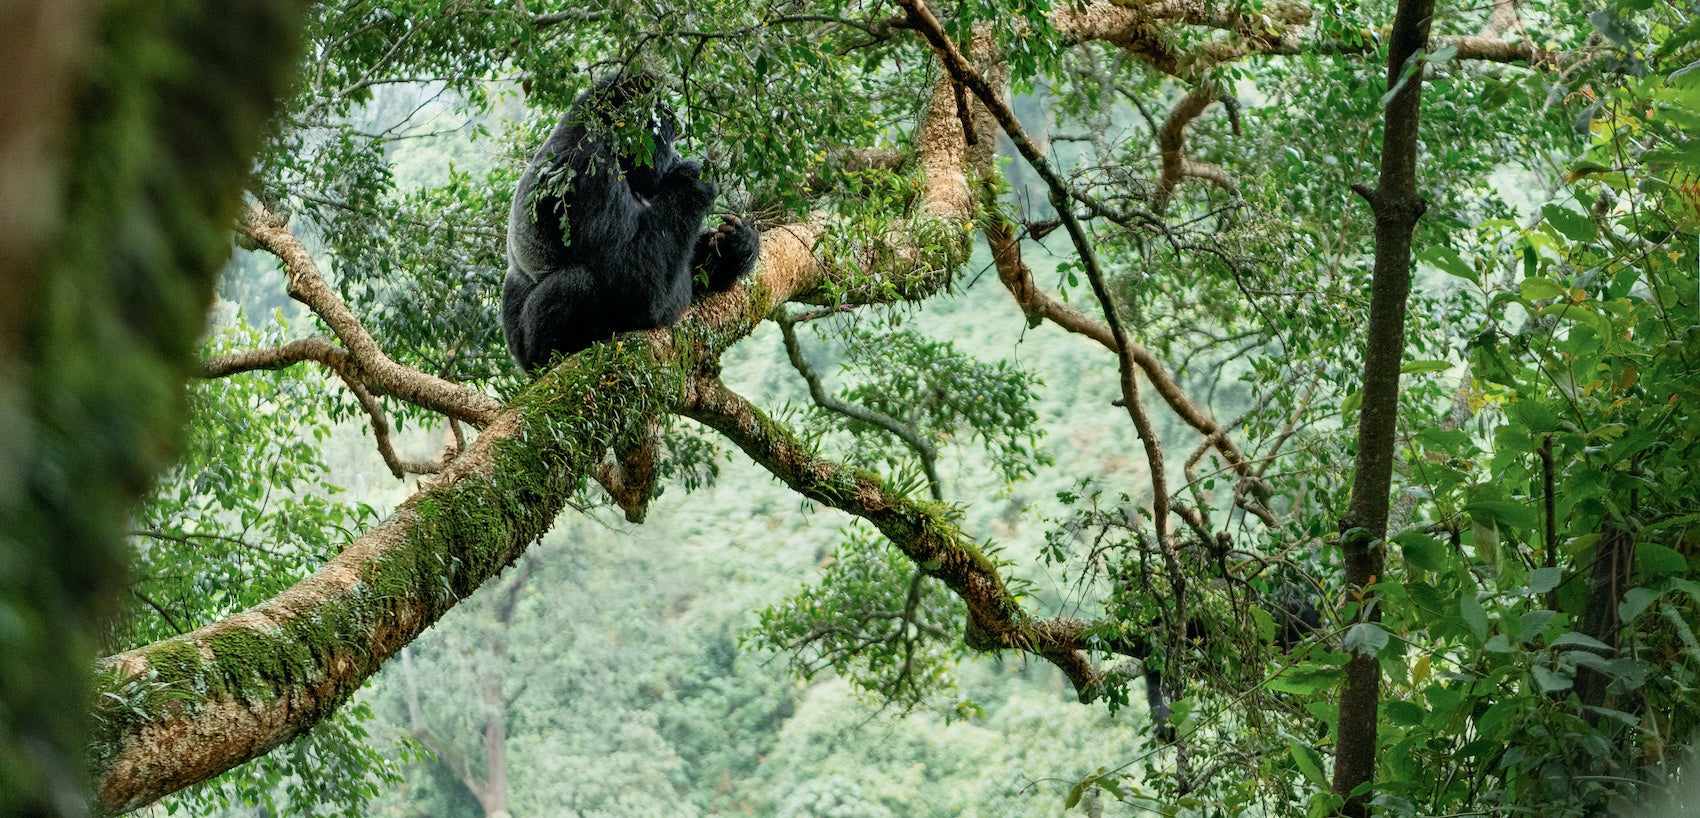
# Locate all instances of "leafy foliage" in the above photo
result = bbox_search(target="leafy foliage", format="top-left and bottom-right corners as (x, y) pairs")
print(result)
(107, 0), (1700, 815)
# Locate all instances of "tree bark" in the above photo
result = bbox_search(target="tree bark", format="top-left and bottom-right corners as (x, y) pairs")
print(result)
(0, 1), (308, 813)
(1332, 0), (1433, 813)
(1573, 528), (1634, 718)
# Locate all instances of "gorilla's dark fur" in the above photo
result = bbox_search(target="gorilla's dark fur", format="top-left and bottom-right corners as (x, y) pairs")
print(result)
(503, 72), (759, 374)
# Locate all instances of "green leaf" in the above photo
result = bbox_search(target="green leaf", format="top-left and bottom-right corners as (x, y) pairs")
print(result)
(1465, 500), (1538, 533)
(1508, 400), (1562, 433)
(1289, 740), (1329, 788)
(1250, 605), (1276, 643)
(1518, 609), (1557, 643)
(1063, 780), (1086, 810)
(1526, 567), (1563, 594)
(1461, 594), (1489, 641)
(1620, 587), (1660, 623)
(1418, 245), (1479, 283)
(1551, 632), (1614, 652)
(1400, 359), (1451, 374)
(1476, 700), (1520, 738)
(1637, 544), (1688, 577)
(1520, 277), (1567, 301)
(1608, 426), (1660, 462)
(1397, 531), (1449, 573)
(1385, 700), (1425, 725)
(1266, 665), (1345, 695)
(1532, 664), (1573, 692)
(1344, 623), (1390, 657)
(1542, 203), (1597, 242)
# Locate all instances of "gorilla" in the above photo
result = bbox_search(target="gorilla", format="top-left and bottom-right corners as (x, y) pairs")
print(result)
(503, 71), (760, 374)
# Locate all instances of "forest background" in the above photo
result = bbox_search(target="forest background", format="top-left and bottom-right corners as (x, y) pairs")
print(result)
(5, 0), (1700, 816)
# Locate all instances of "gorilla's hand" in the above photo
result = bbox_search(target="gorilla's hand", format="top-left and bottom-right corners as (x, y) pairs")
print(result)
(703, 215), (758, 262)
(692, 214), (761, 293)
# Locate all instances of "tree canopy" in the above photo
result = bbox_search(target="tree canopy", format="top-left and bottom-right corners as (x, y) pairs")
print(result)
(9, 0), (1700, 814)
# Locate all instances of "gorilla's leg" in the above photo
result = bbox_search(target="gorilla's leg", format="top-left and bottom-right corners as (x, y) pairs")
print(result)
(692, 215), (761, 293)
(514, 268), (617, 373)
(501, 267), (536, 369)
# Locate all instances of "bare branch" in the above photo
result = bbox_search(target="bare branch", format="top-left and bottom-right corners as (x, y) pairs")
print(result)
(1156, 88), (1238, 215)
(237, 203), (503, 426)
(199, 336), (355, 378)
(129, 590), (187, 637)
(201, 336), (462, 478)
(982, 152), (1276, 528)
(340, 369), (451, 478)
(776, 309), (942, 500)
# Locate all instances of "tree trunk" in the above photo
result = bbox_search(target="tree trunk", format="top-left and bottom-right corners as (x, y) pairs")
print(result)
(1574, 528), (1635, 717)
(1332, 0), (1433, 812)
(0, 1), (307, 813)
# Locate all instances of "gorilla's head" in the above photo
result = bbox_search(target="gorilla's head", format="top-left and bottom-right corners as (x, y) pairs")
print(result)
(619, 107), (681, 196)
(580, 70), (682, 196)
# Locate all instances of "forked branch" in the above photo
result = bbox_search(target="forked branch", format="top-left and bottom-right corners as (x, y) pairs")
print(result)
(1052, 0), (1573, 77)
(92, 52), (986, 813)
(202, 337), (461, 477)
(237, 203), (503, 426)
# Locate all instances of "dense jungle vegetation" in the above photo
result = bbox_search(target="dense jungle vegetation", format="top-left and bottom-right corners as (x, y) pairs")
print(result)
(6, 0), (1700, 815)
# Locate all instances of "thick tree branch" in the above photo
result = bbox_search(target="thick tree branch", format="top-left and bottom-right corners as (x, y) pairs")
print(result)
(1156, 88), (1238, 214)
(1052, 0), (1571, 76)
(202, 337), (462, 477)
(200, 336), (355, 379)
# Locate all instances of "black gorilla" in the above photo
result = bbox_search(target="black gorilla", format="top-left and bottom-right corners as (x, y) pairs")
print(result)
(503, 72), (759, 374)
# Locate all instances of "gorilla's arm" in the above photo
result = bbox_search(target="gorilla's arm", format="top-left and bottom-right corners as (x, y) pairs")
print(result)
(506, 135), (645, 280)
(611, 160), (717, 325)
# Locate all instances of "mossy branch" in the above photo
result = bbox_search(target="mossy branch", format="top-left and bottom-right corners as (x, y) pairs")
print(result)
(1051, 0), (1574, 78)
(680, 375), (1150, 697)
(91, 50), (988, 813)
